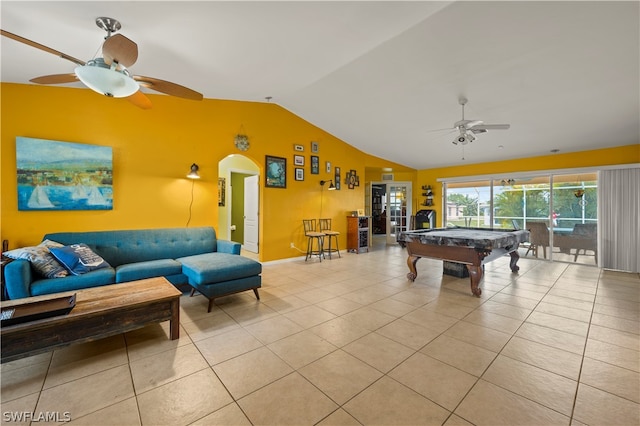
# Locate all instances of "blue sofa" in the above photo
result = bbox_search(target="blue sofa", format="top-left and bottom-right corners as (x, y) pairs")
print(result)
(3, 227), (262, 312)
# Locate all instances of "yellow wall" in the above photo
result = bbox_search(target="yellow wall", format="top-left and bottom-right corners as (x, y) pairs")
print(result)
(2, 84), (637, 262)
(1, 83), (400, 261)
(417, 144), (640, 226)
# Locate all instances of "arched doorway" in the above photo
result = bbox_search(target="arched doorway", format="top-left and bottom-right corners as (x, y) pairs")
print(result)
(218, 155), (260, 256)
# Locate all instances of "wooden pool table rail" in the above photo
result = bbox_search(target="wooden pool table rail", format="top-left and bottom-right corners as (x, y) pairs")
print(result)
(399, 227), (529, 297)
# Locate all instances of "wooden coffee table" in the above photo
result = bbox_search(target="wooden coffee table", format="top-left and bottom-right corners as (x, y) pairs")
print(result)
(1, 277), (181, 363)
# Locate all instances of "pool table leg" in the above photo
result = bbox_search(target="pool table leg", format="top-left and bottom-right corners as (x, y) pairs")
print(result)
(406, 255), (419, 281)
(466, 265), (483, 297)
(509, 251), (520, 272)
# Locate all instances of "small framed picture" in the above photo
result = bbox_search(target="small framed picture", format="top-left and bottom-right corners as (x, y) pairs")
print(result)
(218, 177), (225, 206)
(295, 168), (304, 181)
(348, 170), (357, 189)
(294, 155), (304, 166)
(325, 161), (331, 173)
(334, 167), (341, 190)
(311, 155), (319, 174)
(311, 141), (319, 153)
(294, 144), (304, 152)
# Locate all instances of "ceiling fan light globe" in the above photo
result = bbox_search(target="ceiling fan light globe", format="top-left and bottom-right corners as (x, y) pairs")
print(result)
(75, 59), (138, 98)
(454, 135), (467, 145)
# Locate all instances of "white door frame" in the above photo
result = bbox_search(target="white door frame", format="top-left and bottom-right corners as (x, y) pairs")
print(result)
(369, 180), (412, 244)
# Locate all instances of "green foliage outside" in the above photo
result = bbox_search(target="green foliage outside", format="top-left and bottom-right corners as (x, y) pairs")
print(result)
(447, 182), (597, 229)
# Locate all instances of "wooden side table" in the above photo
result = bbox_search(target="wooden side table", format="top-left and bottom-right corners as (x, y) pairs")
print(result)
(347, 216), (369, 253)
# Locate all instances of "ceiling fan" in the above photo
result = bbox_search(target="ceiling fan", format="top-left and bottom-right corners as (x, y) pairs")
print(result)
(451, 97), (510, 145)
(1, 17), (203, 109)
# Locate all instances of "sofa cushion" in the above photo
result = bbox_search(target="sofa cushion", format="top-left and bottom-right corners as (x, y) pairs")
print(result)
(29, 267), (116, 296)
(50, 244), (111, 275)
(44, 227), (218, 268)
(116, 259), (183, 283)
(3, 240), (69, 278)
(178, 253), (261, 285)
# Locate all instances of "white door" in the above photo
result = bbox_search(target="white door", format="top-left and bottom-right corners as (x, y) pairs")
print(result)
(243, 175), (259, 253)
(386, 183), (412, 244)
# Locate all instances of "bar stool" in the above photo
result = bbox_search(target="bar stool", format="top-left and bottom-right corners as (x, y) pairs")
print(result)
(319, 218), (340, 259)
(303, 219), (325, 261)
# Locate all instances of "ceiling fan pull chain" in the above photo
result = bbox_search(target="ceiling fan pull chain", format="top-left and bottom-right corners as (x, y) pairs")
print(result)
(91, 42), (102, 61)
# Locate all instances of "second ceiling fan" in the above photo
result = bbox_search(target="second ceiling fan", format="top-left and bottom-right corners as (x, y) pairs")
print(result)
(1, 17), (203, 109)
(451, 97), (510, 145)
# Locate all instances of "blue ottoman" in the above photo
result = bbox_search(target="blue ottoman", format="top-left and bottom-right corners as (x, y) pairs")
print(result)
(177, 253), (262, 312)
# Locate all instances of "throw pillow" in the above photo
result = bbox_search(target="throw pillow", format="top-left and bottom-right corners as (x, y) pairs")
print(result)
(49, 244), (111, 275)
(3, 240), (69, 278)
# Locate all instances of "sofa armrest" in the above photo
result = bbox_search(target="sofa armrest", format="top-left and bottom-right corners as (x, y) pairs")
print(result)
(4, 259), (33, 299)
(216, 239), (241, 255)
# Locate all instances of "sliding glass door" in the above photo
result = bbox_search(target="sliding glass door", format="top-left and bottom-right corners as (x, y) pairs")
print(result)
(443, 172), (598, 265)
(551, 173), (598, 264)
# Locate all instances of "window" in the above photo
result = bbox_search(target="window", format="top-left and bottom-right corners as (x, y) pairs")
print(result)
(443, 171), (598, 265)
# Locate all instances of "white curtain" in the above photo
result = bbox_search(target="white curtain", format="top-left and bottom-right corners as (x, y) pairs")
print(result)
(599, 167), (640, 273)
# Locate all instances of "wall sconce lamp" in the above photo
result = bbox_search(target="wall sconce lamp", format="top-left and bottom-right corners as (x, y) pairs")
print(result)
(187, 163), (200, 179)
(320, 180), (336, 190)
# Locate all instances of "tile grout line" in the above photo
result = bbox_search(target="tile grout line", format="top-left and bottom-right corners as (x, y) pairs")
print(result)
(445, 261), (578, 423)
(567, 266), (602, 424)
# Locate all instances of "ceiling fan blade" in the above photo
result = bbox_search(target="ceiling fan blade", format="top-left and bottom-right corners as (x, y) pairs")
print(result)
(465, 120), (484, 128)
(1, 29), (85, 66)
(425, 127), (455, 133)
(473, 124), (511, 130)
(30, 73), (78, 84)
(103, 34), (138, 67)
(127, 90), (152, 109)
(134, 75), (203, 100)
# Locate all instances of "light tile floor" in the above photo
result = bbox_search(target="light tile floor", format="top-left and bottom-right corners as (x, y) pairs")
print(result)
(1, 242), (638, 425)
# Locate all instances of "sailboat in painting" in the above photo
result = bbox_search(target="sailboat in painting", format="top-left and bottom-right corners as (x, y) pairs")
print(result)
(27, 185), (54, 208)
(86, 186), (108, 206)
(71, 184), (89, 200)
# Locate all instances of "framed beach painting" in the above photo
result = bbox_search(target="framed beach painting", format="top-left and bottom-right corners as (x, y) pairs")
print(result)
(16, 137), (113, 211)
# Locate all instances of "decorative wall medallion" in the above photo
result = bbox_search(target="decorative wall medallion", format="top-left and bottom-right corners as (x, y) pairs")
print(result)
(234, 134), (250, 151)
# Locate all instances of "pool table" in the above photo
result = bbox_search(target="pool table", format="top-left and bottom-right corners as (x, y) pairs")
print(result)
(397, 227), (530, 297)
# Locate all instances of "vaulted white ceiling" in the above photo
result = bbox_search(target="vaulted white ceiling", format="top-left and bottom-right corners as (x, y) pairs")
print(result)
(1, 1), (638, 169)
